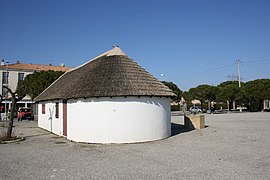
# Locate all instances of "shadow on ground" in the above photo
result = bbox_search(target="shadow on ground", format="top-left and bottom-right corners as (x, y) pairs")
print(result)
(171, 123), (193, 136)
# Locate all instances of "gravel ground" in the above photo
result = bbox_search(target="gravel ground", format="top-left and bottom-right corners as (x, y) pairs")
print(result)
(0, 112), (270, 180)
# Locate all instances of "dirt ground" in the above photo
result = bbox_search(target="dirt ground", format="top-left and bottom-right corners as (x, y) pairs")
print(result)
(0, 112), (270, 179)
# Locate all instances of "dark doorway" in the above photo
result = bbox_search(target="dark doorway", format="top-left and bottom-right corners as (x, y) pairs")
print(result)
(63, 100), (67, 136)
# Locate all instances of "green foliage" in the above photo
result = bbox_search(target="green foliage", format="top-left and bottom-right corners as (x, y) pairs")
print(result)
(218, 81), (239, 87)
(242, 79), (270, 110)
(189, 84), (218, 102)
(18, 70), (64, 100)
(171, 105), (180, 111)
(217, 81), (241, 102)
(16, 80), (27, 98)
(188, 84), (218, 110)
(182, 91), (190, 102)
(175, 79), (270, 111)
(161, 81), (182, 101)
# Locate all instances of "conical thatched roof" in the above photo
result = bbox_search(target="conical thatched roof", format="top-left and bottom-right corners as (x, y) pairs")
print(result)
(35, 47), (175, 102)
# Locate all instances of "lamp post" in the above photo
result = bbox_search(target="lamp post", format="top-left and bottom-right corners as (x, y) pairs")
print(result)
(161, 74), (165, 81)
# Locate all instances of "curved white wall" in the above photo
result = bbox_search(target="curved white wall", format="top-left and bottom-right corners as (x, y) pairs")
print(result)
(38, 101), (63, 136)
(67, 96), (171, 143)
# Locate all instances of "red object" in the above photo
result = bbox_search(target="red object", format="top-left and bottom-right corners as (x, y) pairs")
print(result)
(18, 107), (34, 120)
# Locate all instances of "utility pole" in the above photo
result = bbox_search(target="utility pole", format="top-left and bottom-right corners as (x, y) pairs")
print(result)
(236, 59), (242, 88)
(236, 59), (243, 112)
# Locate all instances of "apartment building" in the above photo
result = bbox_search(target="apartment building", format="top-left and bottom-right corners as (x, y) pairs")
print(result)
(0, 59), (71, 113)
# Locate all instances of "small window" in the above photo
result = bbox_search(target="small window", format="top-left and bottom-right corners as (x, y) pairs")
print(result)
(55, 102), (59, 118)
(2, 72), (9, 84)
(42, 104), (45, 114)
(18, 73), (24, 81)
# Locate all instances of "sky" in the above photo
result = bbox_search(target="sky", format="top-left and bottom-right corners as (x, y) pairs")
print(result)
(0, 0), (270, 91)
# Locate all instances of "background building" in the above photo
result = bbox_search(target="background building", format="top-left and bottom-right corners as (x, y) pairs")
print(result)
(0, 59), (71, 115)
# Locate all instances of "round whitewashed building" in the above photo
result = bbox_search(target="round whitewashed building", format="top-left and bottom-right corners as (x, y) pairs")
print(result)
(35, 47), (175, 143)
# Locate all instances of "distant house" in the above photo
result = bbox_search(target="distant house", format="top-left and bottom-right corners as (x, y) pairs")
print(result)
(35, 47), (175, 143)
(0, 60), (71, 112)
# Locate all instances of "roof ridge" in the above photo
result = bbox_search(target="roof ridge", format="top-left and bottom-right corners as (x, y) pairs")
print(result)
(65, 46), (127, 74)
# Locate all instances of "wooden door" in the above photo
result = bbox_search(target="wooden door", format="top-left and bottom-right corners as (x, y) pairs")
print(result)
(63, 99), (67, 136)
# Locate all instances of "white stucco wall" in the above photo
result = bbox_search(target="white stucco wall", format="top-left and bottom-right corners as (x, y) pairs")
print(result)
(9, 71), (32, 94)
(38, 101), (63, 136)
(67, 96), (171, 143)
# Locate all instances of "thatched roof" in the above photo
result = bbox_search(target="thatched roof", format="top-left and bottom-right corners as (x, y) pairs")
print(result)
(35, 47), (175, 102)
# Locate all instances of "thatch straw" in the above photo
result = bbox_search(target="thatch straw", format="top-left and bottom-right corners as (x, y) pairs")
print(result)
(35, 52), (175, 102)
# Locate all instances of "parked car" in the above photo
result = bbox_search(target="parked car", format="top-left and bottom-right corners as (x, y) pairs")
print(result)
(189, 106), (204, 114)
(18, 107), (34, 121)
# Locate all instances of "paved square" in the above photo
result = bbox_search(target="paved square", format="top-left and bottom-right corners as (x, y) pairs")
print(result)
(0, 112), (270, 179)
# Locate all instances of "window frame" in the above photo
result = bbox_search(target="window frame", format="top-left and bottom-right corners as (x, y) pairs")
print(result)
(2, 72), (9, 84)
(42, 103), (45, 114)
(18, 72), (24, 81)
(55, 102), (59, 118)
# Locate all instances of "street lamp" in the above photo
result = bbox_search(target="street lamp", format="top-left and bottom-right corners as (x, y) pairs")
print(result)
(161, 74), (165, 81)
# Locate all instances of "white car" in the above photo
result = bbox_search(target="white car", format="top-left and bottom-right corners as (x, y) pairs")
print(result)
(189, 106), (202, 114)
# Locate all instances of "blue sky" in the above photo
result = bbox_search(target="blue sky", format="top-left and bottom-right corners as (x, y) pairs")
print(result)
(1, 0), (270, 91)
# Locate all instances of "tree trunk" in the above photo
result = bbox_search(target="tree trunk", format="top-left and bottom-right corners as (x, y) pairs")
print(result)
(3, 85), (26, 139)
(6, 95), (16, 139)
(6, 116), (13, 139)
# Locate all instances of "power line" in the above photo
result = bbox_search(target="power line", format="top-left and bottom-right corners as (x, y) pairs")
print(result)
(169, 58), (270, 88)
(176, 63), (235, 79)
(175, 57), (270, 80)
(244, 61), (270, 66)
(244, 58), (270, 63)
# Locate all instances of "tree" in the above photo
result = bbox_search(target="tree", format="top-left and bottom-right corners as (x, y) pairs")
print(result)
(217, 81), (243, 110)
(22, 70), (64, 100)
(2, 70), (64, 140)
(188, 84), (218, 109)
(161, 81), (182, 101)
(243, 79), (270, 110)
(3, 84), (26, 139)
(182, 91), (190, 102)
